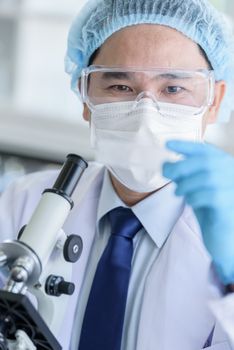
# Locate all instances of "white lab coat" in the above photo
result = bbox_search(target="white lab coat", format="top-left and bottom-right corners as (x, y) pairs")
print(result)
(0, 162), (232, 350)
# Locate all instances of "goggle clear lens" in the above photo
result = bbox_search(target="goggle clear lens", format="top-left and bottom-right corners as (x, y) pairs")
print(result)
(81, 66), (215, 114)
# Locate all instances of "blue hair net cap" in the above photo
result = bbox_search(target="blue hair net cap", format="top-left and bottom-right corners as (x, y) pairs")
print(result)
(65, 0), (234, 123)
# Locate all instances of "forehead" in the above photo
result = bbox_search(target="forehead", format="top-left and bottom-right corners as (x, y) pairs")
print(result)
(92, 24), (209, 70)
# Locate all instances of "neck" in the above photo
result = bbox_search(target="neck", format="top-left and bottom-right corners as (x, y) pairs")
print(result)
(109, 172), (159, 207)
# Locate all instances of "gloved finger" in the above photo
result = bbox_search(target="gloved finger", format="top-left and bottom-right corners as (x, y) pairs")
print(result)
(163, 152), (234, 181)
(165, 140), (223, 157)
(163, 159), (201, 180)
(174, 170), (234, 196)
(184, 189), (234, 209)
(163, 156), (218, 180)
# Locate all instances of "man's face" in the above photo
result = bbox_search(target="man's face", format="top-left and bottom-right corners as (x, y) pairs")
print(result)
(83, 24), (226, 130)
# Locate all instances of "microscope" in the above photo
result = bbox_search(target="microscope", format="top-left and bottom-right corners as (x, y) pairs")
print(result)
(0, 154), (88, 349)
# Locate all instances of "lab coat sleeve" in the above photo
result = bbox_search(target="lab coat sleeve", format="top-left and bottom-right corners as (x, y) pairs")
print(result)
(210, 294), (234, 348)
(0, 170), (59, 242)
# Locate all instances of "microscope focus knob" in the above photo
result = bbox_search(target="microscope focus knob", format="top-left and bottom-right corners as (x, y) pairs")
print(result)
(58, 280), (75, 295)
(45, 275), (75, 297)
(63, 234), (83, 263)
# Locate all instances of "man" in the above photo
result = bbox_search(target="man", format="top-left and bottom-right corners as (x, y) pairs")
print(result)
(1, 0), (234, 349)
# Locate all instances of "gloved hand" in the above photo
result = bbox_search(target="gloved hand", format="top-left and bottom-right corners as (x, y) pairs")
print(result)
(162, 140), (234, 285)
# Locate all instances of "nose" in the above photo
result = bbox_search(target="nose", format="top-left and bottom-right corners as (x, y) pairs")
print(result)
(133, 91), (160, 110)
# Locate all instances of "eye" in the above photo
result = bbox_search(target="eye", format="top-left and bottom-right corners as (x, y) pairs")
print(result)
(165, 86), (185, 94)
(109, 85), (133, 92)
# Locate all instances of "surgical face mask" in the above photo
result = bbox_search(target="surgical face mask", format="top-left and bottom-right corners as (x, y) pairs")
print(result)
(90, 99), (205, 193)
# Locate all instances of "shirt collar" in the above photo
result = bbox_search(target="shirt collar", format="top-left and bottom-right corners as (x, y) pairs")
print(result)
(97, 169), (184, 248)
(97, 169), (127, 223)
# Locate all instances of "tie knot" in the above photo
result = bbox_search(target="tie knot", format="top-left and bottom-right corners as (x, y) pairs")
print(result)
(108, 207), (142, 239)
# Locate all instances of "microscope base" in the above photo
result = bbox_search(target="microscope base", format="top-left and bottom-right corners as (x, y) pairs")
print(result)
(0, 290), (62, 350)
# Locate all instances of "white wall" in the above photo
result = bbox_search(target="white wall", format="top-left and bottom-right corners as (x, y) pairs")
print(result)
(0, 0), (92, 161)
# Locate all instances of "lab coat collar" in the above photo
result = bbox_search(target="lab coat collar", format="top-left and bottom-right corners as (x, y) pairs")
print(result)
(136, 205), (218, 350)
(97, 169), (184, 248)
(97, 169), (127, 223)
(132, 181), (184, 248)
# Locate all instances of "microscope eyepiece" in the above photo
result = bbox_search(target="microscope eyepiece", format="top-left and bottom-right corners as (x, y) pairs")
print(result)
(44, 154), (88, 207)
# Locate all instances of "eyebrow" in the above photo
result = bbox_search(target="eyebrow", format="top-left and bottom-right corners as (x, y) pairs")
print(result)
(157, 73), (192, 80)
(101, 72), (132, 80)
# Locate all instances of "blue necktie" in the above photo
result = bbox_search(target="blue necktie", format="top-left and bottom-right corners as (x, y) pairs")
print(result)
(78, 206), (142, 350)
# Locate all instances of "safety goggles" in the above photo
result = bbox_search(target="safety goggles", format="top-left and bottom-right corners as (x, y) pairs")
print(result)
(81, 65), (215, 116)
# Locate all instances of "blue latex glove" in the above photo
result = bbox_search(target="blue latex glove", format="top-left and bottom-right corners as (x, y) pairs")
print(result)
(163, 140), (234, 285)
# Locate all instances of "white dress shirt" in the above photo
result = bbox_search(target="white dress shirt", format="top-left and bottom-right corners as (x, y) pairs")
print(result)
(71, 169), (184, 350)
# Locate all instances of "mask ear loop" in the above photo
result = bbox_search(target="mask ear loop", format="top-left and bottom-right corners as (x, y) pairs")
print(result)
(88, 103), (97, 149)
(194, 73), (215, 118)
(183, 74), (215, 117)
(80, 70), (87, 102)
(90, 117), (96, 148)
(208, 73), (216, 106)
(81, 69), (97, 148)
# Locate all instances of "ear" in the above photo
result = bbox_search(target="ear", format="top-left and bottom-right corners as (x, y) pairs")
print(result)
(78, 78), (91, 122)
(206, 80), (226, 124)
(83, 103), (91, 121)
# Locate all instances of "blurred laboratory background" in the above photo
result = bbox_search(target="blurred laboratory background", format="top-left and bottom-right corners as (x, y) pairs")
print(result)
(0, 0), (234, 192)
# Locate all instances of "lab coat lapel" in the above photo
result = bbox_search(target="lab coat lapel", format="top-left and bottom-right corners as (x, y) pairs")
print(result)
(58, 164), (105, 347)
(65, 164), (105, 289)
(136, 206), (218, 350)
